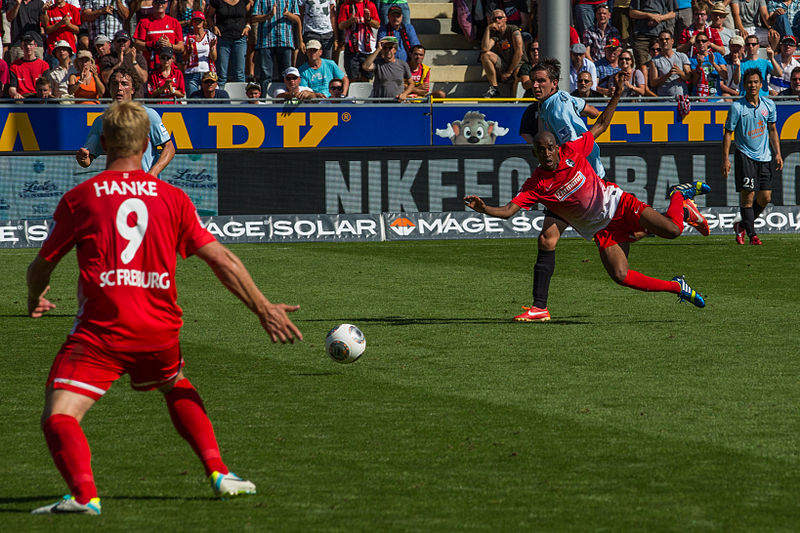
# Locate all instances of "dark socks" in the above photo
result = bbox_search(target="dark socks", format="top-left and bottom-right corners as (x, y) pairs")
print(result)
(741, 206), (755, 237)
(533, 249), (555, 309)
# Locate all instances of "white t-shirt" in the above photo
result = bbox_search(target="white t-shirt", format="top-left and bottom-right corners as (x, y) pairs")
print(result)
(301, 0), (336, 35)
(185, 31), (217, 74)
(272, 84), (314, 97)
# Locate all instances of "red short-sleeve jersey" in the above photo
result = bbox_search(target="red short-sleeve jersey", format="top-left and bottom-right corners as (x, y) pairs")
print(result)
(134, 15), (184, 70)
(511, 132), (623, 240)
(10, 58), (50, 95)
(146, 63), (185, 102)
(39, 169), (216, 351)
(45, 3), (81, 52)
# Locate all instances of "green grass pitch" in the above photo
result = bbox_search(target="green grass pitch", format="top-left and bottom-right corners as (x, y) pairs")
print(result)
(2, 235), (799, 531)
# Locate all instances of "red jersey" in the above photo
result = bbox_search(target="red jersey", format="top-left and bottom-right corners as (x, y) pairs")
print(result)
(10, 58), (50, 95)
(511, 132), (623, 240)
(39, 169), (216, 351)
(134, 15), (184, 70)
(45, 3), (81, 52)
(146, 63), (185, 103)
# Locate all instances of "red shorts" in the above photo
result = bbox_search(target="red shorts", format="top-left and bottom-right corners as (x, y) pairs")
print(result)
(593, 192), (650, 249)
(46, 336), (185, 400)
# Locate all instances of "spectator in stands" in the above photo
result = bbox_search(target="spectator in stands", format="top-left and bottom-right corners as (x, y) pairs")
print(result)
(778, 65), (800, 96)
(300, 0), (337, 60)
(572, 70), (602, 97)
(338, 0), (380, 82)
(376, 5), (419, 62)
(769, 34), (800, 93)
(48, 39), (73, 97)
(517, 39), (539, 97)
(68, 49), (105, 102)
(172, 0), (205, 36)
(677, 6), (725, 56)
(6, 0), (45, 62)
(689, 32), (728, 98)
(130, 0), (156, 28)
(609, 49), (647, 97)
(568, 42), (597, 92)
(101, 30), (148, 97)
(43, 0), (81, 55)
(732, 0), (778, 46)
(721, 34), (743, 97)
(94, 34), (113, 62)
(82, 0), (130, 46)
(8, 32), (49, 98)
(327, 77), (346, 97)
(582, 4), (621, 62)
(629, 0), (676, 70)
(674, 0), (693, 39)
(35, 75), (57, 100)
(767, 1), (800, 41)
(573, 0), (603, 37)
(595, 37), (622, 95)
(252, 0), (299, 88)
(377, 0), (410, 26)
(362, 35), (414, 101)
(245, 79), (266, 101)
(0, 59), (8, 96)
(406, 44), (446, 99)
(641, 40), (658, 96)
(739, 33), (782, 94)
(708, 3), (735, 51)
(147, 47), (185, 101)
(189, 69), (230, 97)
(184, 11), (217, 97)
(648, 30), (691, 96)
(612, 0), (631, 45)
(272, 65), (317, 99)
(134, 0), (185, 72)
(298, 38), (348, 96)
(451, 0), (479, 41)
(77, 28), (91, 52)
(480, 9), (524, 98)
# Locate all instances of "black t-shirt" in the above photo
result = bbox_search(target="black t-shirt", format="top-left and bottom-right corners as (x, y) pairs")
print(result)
(209, 0), (248, 41)
(8, 0), (45, 46)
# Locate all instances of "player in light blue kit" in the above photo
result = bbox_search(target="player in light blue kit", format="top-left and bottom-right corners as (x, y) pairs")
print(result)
(722, 68), (783, 245)
(514, 57), (602, 322)
(75, 66), (175, 177)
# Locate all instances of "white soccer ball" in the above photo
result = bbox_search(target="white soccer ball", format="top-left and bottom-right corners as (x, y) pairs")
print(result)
(325, 324), (366, 364)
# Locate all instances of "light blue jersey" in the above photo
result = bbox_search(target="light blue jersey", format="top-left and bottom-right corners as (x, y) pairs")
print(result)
(84, 106), (172, 173)
(298, 58), (346, 97)
(724, 95), (776, 162)
(538, 90), (605, 178)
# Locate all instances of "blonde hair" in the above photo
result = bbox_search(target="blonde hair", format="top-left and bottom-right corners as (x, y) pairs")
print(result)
(101, 101), (150, 158)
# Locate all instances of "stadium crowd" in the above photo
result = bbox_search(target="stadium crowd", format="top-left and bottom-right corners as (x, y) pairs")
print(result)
(1, 0), (800, 102)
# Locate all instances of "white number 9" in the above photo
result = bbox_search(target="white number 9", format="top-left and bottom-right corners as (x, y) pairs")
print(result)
(116, 198), (148, 264)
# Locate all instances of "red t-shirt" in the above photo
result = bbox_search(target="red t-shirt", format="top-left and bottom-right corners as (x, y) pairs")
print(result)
(134, 15), (184, 70)
(511, 132), (623, 240)
(10, 58), (50, 95)
(39, 169), (216, 351)
(45, 3), (81, 52)
(146, 63), (185, 103)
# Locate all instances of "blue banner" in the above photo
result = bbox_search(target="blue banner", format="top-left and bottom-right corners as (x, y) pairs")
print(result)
(3, 101), (800, 151)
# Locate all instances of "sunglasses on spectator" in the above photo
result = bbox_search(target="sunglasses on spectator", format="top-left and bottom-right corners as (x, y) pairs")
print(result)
(650, 47), (661, 52)
(330, 85), (344, 91)
(696, 38), (708, 43)
(577, 78), (592, 84)
(203, 80), (216, 84)
(746, 41), (759, 46)
(285, 75), (299, 80)
(619, 56), (632, 61)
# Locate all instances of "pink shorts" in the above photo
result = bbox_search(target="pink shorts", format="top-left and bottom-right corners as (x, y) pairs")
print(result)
(593, 192), (650, 249)
(46, 336), (184, 400)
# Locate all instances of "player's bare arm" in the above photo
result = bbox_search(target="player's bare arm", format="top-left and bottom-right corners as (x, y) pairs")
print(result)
(588, 71), (627, 138)
(463, 195), (521, 219)
(27, 256), (58, 318)
(148, 139), (175, 176)
(581, 105), (601, 119)
(768, 122), (783, 170)
(721, 129), (733, 177)
(195, 240), (303, 344)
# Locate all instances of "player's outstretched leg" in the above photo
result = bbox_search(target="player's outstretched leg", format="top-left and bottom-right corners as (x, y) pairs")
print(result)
(32, 495), (102, 516)
(672, 275), (706, 308)
(667, 181), (711, 200)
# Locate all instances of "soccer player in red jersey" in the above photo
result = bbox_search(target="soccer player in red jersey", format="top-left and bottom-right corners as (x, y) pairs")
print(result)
(28, 101), (302, 515)
(465, 71), (708, 316)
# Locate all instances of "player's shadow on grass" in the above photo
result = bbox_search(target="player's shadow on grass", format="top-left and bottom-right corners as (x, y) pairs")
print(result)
(305, 316), (593, 325)
(0, 313), (75, 318)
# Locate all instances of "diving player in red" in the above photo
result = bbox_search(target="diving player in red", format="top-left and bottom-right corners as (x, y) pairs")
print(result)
(27, 101), (302, 515)
(465, 71), (707, 317)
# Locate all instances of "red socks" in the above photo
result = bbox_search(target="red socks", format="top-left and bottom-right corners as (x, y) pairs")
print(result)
(666, 193), (685, 233)
(621, 270), (679, 294)
(43, 414), (97, 504)
(164, 378), (228, 477)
